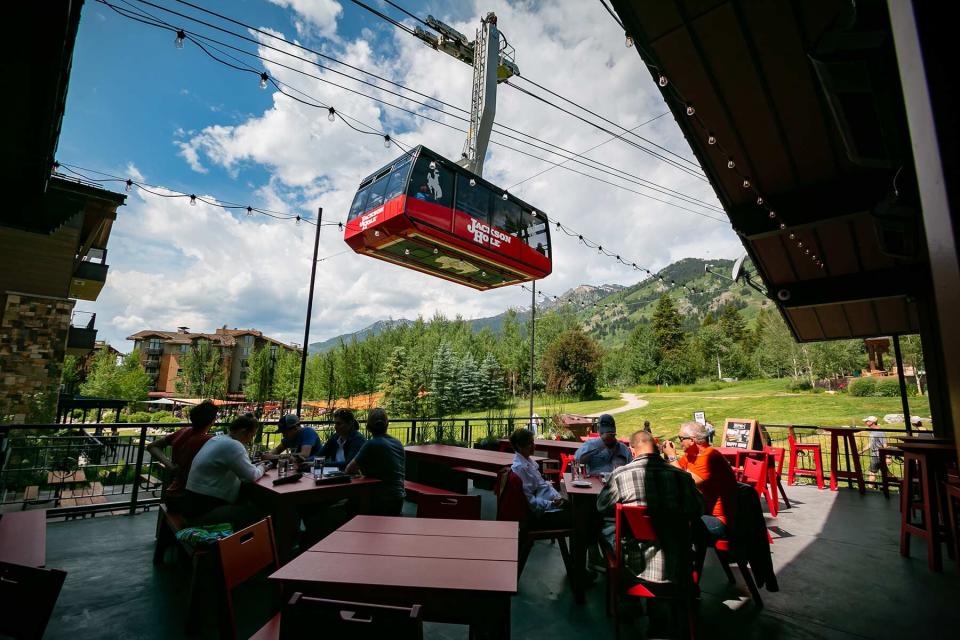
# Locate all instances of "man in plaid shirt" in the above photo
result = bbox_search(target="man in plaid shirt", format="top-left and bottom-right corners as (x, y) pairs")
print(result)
(597, 431), (703, 584)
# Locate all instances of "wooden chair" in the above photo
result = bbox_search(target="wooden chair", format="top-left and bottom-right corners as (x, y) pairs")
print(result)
(606, 505), (695, 640)
(0, 561), (68, 640)
(416, 494), (482, 520)
(787, 426), (824, 489)
(278, 593), (423, 639)
(495, 468), (573, 577)
(216, 517), (280, 640)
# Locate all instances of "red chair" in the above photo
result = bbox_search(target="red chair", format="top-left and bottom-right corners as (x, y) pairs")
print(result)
(766, 447), (791, 509)
(216, 518), (280, 640)
(495, 468), (572, 577)
(607, 505), (695, 639)
(416, 494), (482, 520)
(787, 426), (824, 489)
(738, 454), (778, 517)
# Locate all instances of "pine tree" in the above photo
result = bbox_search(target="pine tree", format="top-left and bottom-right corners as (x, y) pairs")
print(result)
(271, 349), (302, 405)
(651, 295), (685, 355)
(429, 342), (457, 418)
(478, 353), (505, 410)
(719, 304), (747, 344)
(457, 352), (483, 411)
(381, 347), (415, 417)
(244, 346), (274, 405)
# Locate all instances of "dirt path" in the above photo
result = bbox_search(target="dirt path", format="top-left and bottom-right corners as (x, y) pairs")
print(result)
(587, 392), (649, 417)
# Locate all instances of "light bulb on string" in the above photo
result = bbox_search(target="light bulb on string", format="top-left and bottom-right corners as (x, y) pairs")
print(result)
(768, 211), (776, 219)
(189, 194), (197, 206)
(429, 161), (436, 170)
(797, 241), (803, 248)
(374, 230), (380, 237)
(125, 179), (133, 193)
(327, 107), (336, 122)
(686, 104), (696, 116)
(51, 161), (60, 175)
(433, 247), (438, 254)
(727, 159), (735, 169)
(295, 215), (301, 225)
(259, 72), (269, 90)
(502, 192), (509, 201)
(805, 249), (811, 255)
(757, 197), (764, 206)
(469, 178), (476, 187)
(625, 33), (633, 48)
(383, 135), (391, 148)
(789, 233), (795, 240)
(246, 206), (253, 216)
(658, 75), (668, 87)
(707, 134), (716, 145)
(742, 179), (751, 188)
(481, 271), (486, 277)
(175, 30), (186, 49)
(404, 249), (410, 255)
(779, 223), (786, 230)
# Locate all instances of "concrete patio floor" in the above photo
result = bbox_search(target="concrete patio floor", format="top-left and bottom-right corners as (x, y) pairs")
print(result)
(41, 484), (960, 639)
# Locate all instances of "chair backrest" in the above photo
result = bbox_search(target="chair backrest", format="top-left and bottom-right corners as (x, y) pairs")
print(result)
(216, 517), (279, 638)
(766, 447), (785, 476)
(739, 456), (768, 486)
(614, 504), (656, 557)
(279, 593), (423, 639)
(559, 453), (575, 477)
(416, 494), (482, 520)
(787, 426), (797, 446)
(495, 469), (529, 522)
(0, 561), (67, 639)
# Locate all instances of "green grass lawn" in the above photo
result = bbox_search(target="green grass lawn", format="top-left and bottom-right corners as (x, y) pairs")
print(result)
(453, 392), (626, 420)
(613, 378), (929, 437)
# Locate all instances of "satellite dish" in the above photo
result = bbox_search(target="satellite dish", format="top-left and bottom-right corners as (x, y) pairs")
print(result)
(731, 254), (747, 282)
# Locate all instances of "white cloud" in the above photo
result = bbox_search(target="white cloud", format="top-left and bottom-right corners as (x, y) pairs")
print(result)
(267, 0), (342, 39)
(81, 0), (743, 351)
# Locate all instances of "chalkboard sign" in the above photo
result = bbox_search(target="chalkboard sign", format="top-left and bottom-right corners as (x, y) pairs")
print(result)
(722, 418), (759, 450)
(693, 411), (706, 426)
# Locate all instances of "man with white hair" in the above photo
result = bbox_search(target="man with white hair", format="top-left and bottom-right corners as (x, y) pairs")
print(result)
(663, 421), (739, 538)
(858, 416), (886, 483)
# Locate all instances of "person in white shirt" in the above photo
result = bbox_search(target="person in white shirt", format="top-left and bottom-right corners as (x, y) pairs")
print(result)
(181, 413), (267, 529)
(509, 428), (569, 528)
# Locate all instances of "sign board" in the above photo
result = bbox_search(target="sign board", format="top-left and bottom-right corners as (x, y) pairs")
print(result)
(693, 411), (706, 426)
(721, 418), (760, 450)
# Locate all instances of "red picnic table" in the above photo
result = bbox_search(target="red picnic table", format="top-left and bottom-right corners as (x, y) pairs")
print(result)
(0, 510), (46, 568)
(404, 444), (548, 493)
(270, 515), (518, 638)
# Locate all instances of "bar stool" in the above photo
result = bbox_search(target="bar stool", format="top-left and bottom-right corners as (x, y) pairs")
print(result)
(900, 448), (947, 572)
(824, 427), (865, 494)
(787, 426), (824, 489)
(878, 446), (903, 499)
(943, 481), (960, 574)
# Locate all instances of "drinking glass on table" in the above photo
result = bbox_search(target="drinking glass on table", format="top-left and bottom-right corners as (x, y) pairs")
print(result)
(312, 457), (324, 480)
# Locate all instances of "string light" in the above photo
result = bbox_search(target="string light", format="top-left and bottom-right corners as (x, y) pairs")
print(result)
(727, 159), (735, 169)
(502, 192), (509, 201)
(625, 33), (634, 48)
(469, 178), (476, 187)
(685, 104), (696, 116)
(742, 179), (751, 189)
(175, 29), (185, 49)
(259, 72), (269, 89)
(707, 134), (716, 145)
(658, 75), (668, 87)
(189, 194), (197, 206)
(125, 179), (133, 192)
(383, 135), (391, 148)
(246, 206), (253, 216)
(327, 106), (336, 122)
(295, 215), (301, 225)
(429, 161), (436, 170)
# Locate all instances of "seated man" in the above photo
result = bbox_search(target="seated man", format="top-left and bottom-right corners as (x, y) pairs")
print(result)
(597, 431), (703, 583)
(180, 414), (267, 529)
(663, 421), (739, 538)
(318, 408), (366, 469)
(264, 414), (321, 461)
(509, 428), (568, 528)
(576, 414), (632, 474)
(345, 408), (405, 516)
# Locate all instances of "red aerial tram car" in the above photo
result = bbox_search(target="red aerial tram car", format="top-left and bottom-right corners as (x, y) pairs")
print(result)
(343, 146), (552, 290)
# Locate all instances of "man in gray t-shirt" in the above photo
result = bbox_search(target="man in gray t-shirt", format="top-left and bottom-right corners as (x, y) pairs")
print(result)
(345, 408), (406, 515)
(858, 416), (887, 482)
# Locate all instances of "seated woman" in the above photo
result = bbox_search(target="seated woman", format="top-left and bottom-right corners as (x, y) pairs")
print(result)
(180, 414), (267, 529)
(146, 400), (217, 512)
(509, 428), (569, 528)
(317, 408), (366, 469)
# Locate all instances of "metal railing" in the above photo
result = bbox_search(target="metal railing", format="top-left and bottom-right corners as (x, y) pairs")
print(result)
(0, 416), (529, 518)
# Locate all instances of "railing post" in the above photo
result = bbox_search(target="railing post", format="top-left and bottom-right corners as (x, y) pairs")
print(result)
(129, 425), (147, 516)
(464, 419), (470, 445)
(410, 419), (417, 444)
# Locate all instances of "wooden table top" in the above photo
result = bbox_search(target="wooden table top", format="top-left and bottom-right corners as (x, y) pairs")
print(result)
(817, 426), (863, 434)
(271, 515), (518, 594)
(562, 473), (604, 496)
(404, 444), (546, 467)
(894, 441), (958, 453)
(498, 438), (582, 453)
(339, 514), (517, 538)
(308, 530), (518, 561)
(251, 469), (379, 495)
(0, 510), (46, 567)
(46, 470), (86, 485)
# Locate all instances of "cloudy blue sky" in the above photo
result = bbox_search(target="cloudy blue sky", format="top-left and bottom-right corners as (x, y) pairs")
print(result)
(60, 0), (741, 351)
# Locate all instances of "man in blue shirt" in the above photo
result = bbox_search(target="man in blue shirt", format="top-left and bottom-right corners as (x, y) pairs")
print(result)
(575, 413), (632, 474)
(265, 414), (321, 461)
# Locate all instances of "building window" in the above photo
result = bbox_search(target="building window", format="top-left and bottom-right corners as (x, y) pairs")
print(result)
(147, 338), (162, 351)
(179, 344), (189, 354)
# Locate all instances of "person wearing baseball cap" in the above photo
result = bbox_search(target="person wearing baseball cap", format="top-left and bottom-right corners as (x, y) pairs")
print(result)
(264, 413), (322, 461)
(575, 414), (632, 475)
(858, 416), (886, 483)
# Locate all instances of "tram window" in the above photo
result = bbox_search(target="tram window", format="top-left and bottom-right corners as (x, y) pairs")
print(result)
(407, 156), (453, 207)
(525, 211), (550, 257)
(492, 197), (522, 235)
(456, 174), (492, 220)
(366, 174), (391, 210)
(383, 159), (412, 202)
(348, 183), (372, 221)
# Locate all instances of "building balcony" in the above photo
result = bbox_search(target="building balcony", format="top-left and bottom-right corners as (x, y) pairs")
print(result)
(65, 311), (96, 356)
(69, 257), (109, 302)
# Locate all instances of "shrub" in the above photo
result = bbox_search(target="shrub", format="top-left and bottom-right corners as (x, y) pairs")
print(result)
(848, 377), (877, 397)
(150, 411), (174, 422)
(125, 411), (152, 423)
(874, 377), (914, 397)
(788, 379), (813, 392)
(155, 415), (181, 423)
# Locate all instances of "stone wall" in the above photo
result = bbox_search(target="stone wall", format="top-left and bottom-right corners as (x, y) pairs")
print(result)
(0, 292), (74, 422)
